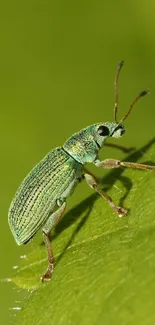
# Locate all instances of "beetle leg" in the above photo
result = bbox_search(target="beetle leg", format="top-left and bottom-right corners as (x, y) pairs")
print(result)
(95, 158), (155, 171)
(41, 201), (66, 282)
(84, 173), (127, 217)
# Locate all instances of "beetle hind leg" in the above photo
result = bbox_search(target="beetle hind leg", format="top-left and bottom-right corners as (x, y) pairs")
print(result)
(41, 201), (66, 282)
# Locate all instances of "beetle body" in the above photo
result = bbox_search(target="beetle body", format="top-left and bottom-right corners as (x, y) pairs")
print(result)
(8, 122), (122, 245)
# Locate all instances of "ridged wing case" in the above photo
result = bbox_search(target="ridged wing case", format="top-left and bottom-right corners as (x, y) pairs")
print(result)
(8, 147), (82, 245)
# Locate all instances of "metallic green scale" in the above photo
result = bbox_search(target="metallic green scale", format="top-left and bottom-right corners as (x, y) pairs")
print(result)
(8, 147), (82, 245)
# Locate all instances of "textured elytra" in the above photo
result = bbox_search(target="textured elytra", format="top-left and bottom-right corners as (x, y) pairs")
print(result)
(8, 147), (82, 245)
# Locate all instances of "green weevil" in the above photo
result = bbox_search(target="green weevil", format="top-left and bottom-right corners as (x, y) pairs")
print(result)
(8, 61), (155, 281)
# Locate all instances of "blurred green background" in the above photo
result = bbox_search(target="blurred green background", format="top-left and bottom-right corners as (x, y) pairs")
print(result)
(1, 0), (155, 323)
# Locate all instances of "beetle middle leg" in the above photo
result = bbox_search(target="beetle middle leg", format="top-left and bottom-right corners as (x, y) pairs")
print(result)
(84, 173), (127, 217)
(41, 201), (66, 282)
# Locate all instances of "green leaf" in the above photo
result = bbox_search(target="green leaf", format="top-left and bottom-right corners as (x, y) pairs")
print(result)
(12, 138), (155, 325)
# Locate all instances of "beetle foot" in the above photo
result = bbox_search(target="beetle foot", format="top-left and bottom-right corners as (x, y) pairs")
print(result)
(41, 263), (54, 282)
(116, 206), (128, 217)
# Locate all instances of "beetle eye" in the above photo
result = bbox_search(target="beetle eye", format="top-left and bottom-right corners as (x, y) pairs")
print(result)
(98, 125), (110, 136)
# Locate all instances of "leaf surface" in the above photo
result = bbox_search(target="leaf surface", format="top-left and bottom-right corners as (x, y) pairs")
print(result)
(12, 139), (155, 325)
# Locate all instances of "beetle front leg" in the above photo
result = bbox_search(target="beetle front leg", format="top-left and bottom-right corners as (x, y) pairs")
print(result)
(41, 201), (66, 282)
(84, 173), (127, 217)
(95, 158), (155, 171)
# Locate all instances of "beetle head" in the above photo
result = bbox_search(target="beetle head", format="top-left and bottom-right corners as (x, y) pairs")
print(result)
(63, 61), (149, 165)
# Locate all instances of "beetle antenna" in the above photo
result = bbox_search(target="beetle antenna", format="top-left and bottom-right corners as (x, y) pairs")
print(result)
(119, 90), (150, 124)
(114, 60), (124, 123)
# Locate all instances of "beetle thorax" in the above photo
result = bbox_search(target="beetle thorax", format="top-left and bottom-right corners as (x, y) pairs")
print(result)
(63, 126), (99, 165)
